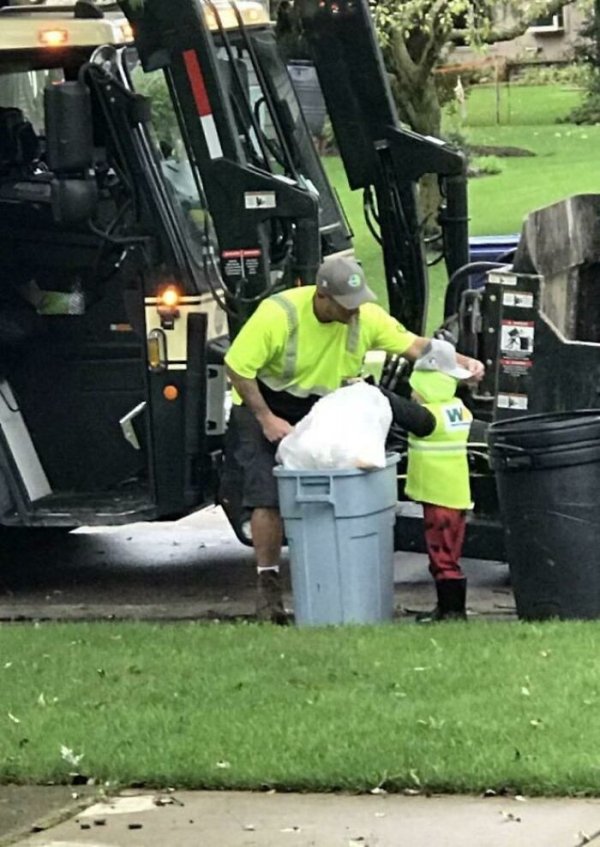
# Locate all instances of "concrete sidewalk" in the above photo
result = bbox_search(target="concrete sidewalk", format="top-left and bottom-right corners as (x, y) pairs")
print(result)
(10, 790), (600, 847)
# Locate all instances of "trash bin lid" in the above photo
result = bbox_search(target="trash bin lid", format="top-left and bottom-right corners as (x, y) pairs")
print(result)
(488, 410), (600, 450)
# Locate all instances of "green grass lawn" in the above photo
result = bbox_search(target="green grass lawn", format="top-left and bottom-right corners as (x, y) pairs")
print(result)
(3, 620), (600, 795)
(324, 84), (600, 330)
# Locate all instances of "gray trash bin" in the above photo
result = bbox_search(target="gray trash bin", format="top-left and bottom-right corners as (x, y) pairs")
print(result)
(274, 454), (399, 626)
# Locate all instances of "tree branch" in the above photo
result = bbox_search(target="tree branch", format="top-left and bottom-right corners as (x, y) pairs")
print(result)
(484, 0), (572, 44)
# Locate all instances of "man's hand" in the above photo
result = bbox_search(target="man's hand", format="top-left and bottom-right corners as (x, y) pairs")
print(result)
(460, 356), (485, 382)
(258, 411), (293, 443)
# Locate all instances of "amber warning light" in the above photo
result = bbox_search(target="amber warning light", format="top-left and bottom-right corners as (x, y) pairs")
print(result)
(38, 29), (69, 47)
(159, 286), (180, 309)
(157, 285), (181, 329)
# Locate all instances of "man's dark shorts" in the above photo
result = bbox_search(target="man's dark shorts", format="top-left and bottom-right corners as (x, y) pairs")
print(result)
(230, 405), (279, 509)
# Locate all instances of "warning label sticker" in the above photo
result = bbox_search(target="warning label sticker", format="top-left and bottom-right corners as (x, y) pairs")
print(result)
(503, 292), (534, 309)
(221, 248), (262, 280)
(488, 272), (517, 286)
(244, 191), (276, 210)
(501, 320), (534, 356)
(497, 393), (528, 410)
(500, 357), (533, 377)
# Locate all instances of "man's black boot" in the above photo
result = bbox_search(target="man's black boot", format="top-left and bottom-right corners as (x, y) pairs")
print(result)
(416, 578), (467, 623)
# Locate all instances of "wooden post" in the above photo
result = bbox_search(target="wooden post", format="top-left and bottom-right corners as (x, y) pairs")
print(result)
(495, 59), (501, 124)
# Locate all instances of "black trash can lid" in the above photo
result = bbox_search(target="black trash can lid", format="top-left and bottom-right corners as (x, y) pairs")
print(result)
(488, 409), (600, 450)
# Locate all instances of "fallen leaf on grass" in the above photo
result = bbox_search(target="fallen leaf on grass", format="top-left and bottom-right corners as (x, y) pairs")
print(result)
(60, 745), (84, 766)
(7, 712), (20, 724)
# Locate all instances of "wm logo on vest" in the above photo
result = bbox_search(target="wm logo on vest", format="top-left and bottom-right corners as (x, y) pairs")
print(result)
(443, 404), (470, 431)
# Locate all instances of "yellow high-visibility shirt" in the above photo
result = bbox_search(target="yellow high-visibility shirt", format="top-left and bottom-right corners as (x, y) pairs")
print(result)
(224, 285), (417, 401)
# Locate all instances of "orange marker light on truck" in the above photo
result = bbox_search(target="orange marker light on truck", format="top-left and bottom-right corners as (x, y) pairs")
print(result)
(39, 29), (69, 47)
(163, 385), (179, 401)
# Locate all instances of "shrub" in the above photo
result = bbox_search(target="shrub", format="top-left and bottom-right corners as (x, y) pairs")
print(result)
(513, 63), (589, 88)
(469, 155), (503, 177)
(568, 92), (600, 125)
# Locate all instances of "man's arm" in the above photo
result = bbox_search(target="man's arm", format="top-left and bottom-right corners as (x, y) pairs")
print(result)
(226, 366), (292, 443)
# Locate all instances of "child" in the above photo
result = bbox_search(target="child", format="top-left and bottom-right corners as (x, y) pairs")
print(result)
(405, 340), (473, 621)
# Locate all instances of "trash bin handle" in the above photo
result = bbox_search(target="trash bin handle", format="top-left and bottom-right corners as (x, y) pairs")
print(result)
(295, 476), (333, 503)
(493, 442), (533, 470)
(495, 443), (526, 453)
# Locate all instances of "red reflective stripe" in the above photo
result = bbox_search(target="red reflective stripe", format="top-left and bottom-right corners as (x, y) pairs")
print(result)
(182, 49), (211, 117)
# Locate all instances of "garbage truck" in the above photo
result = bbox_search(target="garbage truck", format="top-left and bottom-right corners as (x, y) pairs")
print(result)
(0, 0), (352, 530)
(0, 0), (470, 536)
(0, 0), (594, 558)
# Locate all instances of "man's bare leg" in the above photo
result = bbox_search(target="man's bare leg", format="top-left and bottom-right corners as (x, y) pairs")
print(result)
(252, 507), (287, 623)
(251, 507), (283, 566)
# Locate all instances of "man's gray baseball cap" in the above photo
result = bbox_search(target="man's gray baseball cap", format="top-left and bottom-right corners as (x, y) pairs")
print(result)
(316, 256), (377, 310)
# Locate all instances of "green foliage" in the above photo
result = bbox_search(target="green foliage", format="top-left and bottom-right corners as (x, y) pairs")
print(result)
(373, 0), (496, 55)
(471, 154), (503, 176)
(564, 0), (600, 123)
(130, 68), (178, 152)
(568, 92), (600, 124)
(514, 63), (590, 88)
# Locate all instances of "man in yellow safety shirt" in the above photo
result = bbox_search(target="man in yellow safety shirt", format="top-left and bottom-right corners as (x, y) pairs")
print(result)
(406, 340), (474, 622)
(224, 255), (484, 623)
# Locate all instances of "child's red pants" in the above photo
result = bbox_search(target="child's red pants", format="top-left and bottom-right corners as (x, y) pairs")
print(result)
(423, 504), (466, 581)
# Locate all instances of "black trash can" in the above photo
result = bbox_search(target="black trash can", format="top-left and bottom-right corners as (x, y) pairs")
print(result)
(488, 410), (600, 620)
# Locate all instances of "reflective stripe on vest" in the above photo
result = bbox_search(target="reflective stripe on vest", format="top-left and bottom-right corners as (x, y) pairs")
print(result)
(408, 439), (467, 453)
(405, 399), (472, 509)
(266, 291), (360, 392)
(270, 293), (298, 382)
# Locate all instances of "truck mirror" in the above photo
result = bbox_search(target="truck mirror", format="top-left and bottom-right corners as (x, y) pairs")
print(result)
(51, 178), (98, 225)
(44, 81), (94, 173)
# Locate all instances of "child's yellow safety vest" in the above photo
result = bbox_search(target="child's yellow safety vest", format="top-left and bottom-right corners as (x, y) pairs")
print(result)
(405, 400), (472, 509)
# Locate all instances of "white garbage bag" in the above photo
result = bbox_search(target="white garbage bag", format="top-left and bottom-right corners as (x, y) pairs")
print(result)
(276, 382), (392, 470)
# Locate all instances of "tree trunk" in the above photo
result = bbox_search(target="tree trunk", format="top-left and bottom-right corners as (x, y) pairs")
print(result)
(390, 73), (442, 138)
